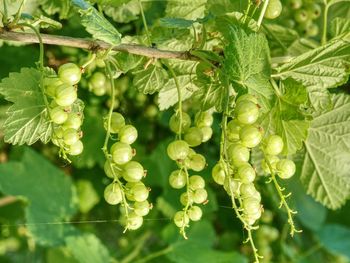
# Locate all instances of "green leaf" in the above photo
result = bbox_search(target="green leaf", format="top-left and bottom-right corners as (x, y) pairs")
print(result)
(72, 0), (122, 46)
(261, 79), (310, 155)
(76, 180), (100, 214)
(133, 65), (168, 94)
(158, 75), (198, 111)
(103, 0), (140, 23)
(274, 35), (350, 92)
(263, 23), (299, 53)
(223, 27), (274, 111)
(192, 83), (226, 112)
(37, 0), (71, 19)
(330, 17), (350, 38)
(165, 0), (207, 20)
(300, 94), (350, 209)
(0, 67), (52, 145)
(0, 148), (78, 245)
(159, 17), (195, 29)
(65, 234), (111, 263)
(318, 224), (350, 258)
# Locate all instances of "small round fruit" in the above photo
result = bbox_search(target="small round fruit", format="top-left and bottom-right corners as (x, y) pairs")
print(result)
(264, 135), (284, 155)
(58, 63), (82, 85)
(119, 125), (138, 145)
(200, 126), (213, 142)
(63, 113), (82, 130)
(104, 183), (122, 205)
(169, 170), (187, 189)
(186, 153), (206, 172)
(184, 127), (203, 147)
(92, 86), (107, 96)
(237, 164), (256, 184)
(169, 112), (191, 134)
(287, 0), (302, 9)
(276, 159), (296, 179)
(55, 84), (77, 107)
(294, 9), (309, 23)
(68, 140), (84, 155)
(193, 188), (208, 204)
(63, 128), (80, 146)
(167, 140), (190, 160)
(306, 23), (319, 37)
(134, 200), (151, 216)
(224, 178), (239, 196)
(89, 72), (106, 89)
(132, 183), (149, 202)
(45, 77), (62, 97)
(227, 144), (250, 167)
(239, 125), (263, 148)
(180, 192), (194, 206)
(50, 107), (68, 124)
(261, 155), (280, 174)
(227, 119), (241, 142)
(104, 161), (122, 178)
(189, 175), (205, 190)
(188, 206), (202, 221)
(236, 94), (258, 105)
(212, 162), (226, 185)
(265, 0), (282, 19)
(242, 197), (261, 214)
(240, 183), (259, 199)
(174, 211), (189, 228)
(307, 3), (321, 19)
(111, 142), (133, 165)
(234, 101), (259, 125)
(122, 161), (144, 182)
(127, 212), (143, 230)
(107, 112), (125, 133)
(194, 111), (213, 127)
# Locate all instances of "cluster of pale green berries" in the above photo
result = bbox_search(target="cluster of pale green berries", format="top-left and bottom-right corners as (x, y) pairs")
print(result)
(167, 111), (213, 234)
(44, 63), (84, 156)
(103, 112), (151, 230)
(212, 94), (264, 226)
(261, 134), (296, 179)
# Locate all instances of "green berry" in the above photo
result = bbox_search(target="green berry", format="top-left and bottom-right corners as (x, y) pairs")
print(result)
(180, 192), (194, 206)
(50, 107), (68, 124)
(44, 77), (62, 97)
(276, 159), (296, 179)
(264, 135), (284, 155)
(106, 112), (125, 133)
(126, 212), (143, 230)
(295, 9), (309, 23)
(228, 144), (250, 167)
(261, 155), (280, 174)
(265, 0), (282, 19)
(63, 128), (80, 146)
(119, 125), (138, 145)
(188, 206), (202, 221)
(200, 126), (213, 142)
(237, 163), (256, 184)
(58, 63), (82, 85)
(236, 94), (258, 105)
(239, 125), (263, 148)
(189, 175), (205, 190)
(185, 153), (206, 172)
(193, 188), (208, 204)
(104, 183), (122, 205)
(194, 111), (213, 127)
(167, 140), (190, 161)
(287, 0), (302, 9)
(68, 140), (84, 155)
(224, 178), (239, 196)
(184, 127), (203, 147)
(234, 101), (259, 125)
(169, 112), (191, 134)
(104, 161), (122, 179)
(174, 211), (189, 228)
(212, 162), (226, 185)
(134, 200), (151, 217)
(169, 170), (187, 189)
(227, 119), (241, 142)
(63, 113), (82, 130)
(122, 161), (144, 182)
(55, 84), (77, 107)
(111, 142), (133, 165)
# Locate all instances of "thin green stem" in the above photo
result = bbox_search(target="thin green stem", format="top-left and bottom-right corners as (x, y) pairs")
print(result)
(180, 166), (191, 239)
(322, 4), (329, 45)
(2, 0), (8, 25)
(243, 0), (253, 23)
(138, 0), (151, 47)
(134, 246), (173, 263)
(104, 61), (130, 230)
(11, 0), (27, 26)
(81, 53), (96, 69)
(257, 0), (270, 29)
(120, 232), (152, 263)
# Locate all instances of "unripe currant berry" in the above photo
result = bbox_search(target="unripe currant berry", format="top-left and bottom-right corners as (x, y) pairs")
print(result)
(264, 135), (284, 156)
(63, 128), (80, 146)
(174, 211), (189, 228)
(265, 0), (282, 19)
(169, 170), (187, 189)
(212, 162), (226, 185)
(119, 125), (138, 145)
(106, 112), (125, 133)
(55, 84), (77, 107)
(126, 212), (143, 230)
(134, 200), (151, 217)
(167, 140), (190, 161)
(50, 106), (68, 124)
(188, 206), (202, 221)
(227, 144), (250, 167)
(104, 183), (123, 205)
(194, 111), (213, 127)
(200, 126), (213, 142)
(111, 142), (133, 165)
(169, 112), (191, 134)
(63, 113), (82, 130)
(276, 159), (296, 179)
(184, 127), (203, 147)
(58, 63), (82, 85)
(189, 175), (205, 190)
(68, 140), (84, 155)
(122, 161), (144, 182)
(234, 101), (259, 125)
(239, 125), (263, 148)
(104, 161), (122, 179)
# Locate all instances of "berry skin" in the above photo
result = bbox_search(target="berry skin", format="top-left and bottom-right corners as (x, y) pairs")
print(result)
(55, 84), (77, 107)
(44, 77), (63, 97)
(63, 113), (82, 130)
(236, 94), (258, 105)
(169, 112), (191, 134)
(119, 125), (138, 145)
(131, 183), (149, 202)
(264, 135), (284, 156)
(189, 175), (205, 190)
(193, 188), (208, 204)
(184, 127), (203, 147)
(106, 112), (125, 133)
(194, 111), (213, 127)
(240, 183), (260, 200)
(180, 192), (194, 206)
(167, 140), (190, 161)
(63, 128), (80, 146)
(169, 170), (187, 189)
(126, 212), (143, 230)
(242, 197), (261, 215)
(234, 101), (259, 125)
(58, 63), (82, 85)
(237, 164), (256, 184)
(228, 144), (250, 167)
(224, 178), (239, 196)
(134, 200), (151, 217)
(104, 183), (122, 205)
(111, 142), (133, 165)
(188, 206), (202, 221)
(185, 153), (206, 172)
(307, 3), (321, 19)
(212, 162), (226, 185)
(306, 23), (319, 37)
(261, 155), (280, 174)
(239, 125), (263, 148)
(174, 211), (189, 228)
(294, 9), (309, 23)
(90, 72), (106, 89)
(287, 0), (302, 9)
(68, 140), (84, 155)
(200, 126), (213, 142)
(50, 107), (68, 124)
(276, 159), (296, 179)
(227, 119), (241, 142)
(122, 161), (144, 182)
(265, 0), (282, 19)
(104, 161), (122, 179)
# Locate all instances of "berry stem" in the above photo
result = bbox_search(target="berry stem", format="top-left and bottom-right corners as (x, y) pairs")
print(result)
(321, 3), (329, 45)
(180, 166), (191, 239)
(138, 0), (152, 47)
(257, 0), (270, 29)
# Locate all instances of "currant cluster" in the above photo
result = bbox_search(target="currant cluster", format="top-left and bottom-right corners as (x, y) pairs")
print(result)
(103, 112), (151, 230)
(282, 0), (321, 37)
(44, 63), (84, 157)
(213, 94), (263, 226)
(261, 134), (296, 179)
(167, 111), (213, 236)
(88, 71), (109, 96)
